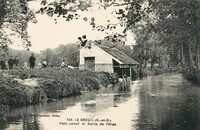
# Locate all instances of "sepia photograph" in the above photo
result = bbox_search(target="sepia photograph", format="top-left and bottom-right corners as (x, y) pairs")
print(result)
(0, 0), (200, 130)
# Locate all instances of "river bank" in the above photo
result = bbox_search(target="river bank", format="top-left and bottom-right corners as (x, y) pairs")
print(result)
(131, 67), (180, 80)
(0, 68), (113, 113)
(182, 68), (200, 84)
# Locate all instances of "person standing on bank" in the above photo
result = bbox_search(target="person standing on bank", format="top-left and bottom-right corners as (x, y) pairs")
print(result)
(29, 53), (36, 69)
(0, 58), (6, 70)
(8, 56), (14, 70)
(13, 56), (19, 69)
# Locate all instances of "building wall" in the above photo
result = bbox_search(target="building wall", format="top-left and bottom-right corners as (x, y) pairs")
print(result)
(79, 46), (115, 73)
(79, 64), (113, 73)
(80, 46), (113, 65)
(95, 64), (113, 73)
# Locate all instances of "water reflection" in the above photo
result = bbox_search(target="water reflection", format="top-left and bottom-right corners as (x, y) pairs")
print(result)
(2, 74), (200, 130)
(136, 74), (200, 130)
(2, 84), (135, 130)
(22, 115), (40, 130)
(2, 96), (83, 130)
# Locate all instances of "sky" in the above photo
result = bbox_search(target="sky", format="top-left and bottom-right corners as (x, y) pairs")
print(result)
(8, 0), (135, 53)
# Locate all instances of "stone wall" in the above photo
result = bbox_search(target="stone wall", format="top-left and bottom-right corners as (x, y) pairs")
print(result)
(79, 64), (113, 73)
(95, 64), (113, 73)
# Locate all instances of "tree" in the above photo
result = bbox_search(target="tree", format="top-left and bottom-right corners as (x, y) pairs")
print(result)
(6, 48), (36, 67)
(40, 48), (56, 66)
(125, 0), (200, 72)
(55, 44), (79, 66)
(0, 0), (36, 51)
(40, 44), (79, 67)
(153, 0), (200, 70)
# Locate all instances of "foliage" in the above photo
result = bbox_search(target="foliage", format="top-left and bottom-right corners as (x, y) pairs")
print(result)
(0, 0), (6, 27)
(0, 76), (33, 108)
(0, 0), (36, 50)
(1, 43), (78, 68)
(108, 72), (119, 84)
(0, 68), (112, 111)
(124, 0), (200, 83)
(40, 44), (79, 67)
(7, 48), (36, 64)
(8, 68), (111, 100)
(183, 69), (200, 84)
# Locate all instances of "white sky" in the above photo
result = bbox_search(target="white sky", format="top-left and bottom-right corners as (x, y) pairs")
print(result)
(8, 0), (135, 53)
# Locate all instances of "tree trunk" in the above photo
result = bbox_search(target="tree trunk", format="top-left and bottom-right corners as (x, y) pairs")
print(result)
(192, 7), (200, 69)
(143, 59), (147, 68)
(183, 42), (194, 70)
(138, 54), (143, 68)
(180, 43), (185, 68)
(151, 55), (156, 69)
(196, 42), (200, 69)
(194, 25), (200, 69)
(158, 56), (163, 68)
(188, 44), (195, 70)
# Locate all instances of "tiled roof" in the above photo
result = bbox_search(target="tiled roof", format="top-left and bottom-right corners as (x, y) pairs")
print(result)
(99, 46), (139, 65)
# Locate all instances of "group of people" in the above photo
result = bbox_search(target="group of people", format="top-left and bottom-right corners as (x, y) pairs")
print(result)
(22, 53), (38, 69)
(0, 53), (41, 70)
(0, 56), (19, 70)
(0, 53), (71, 70)
(29, 53), (47, 69)
(26, 54), (69, 69)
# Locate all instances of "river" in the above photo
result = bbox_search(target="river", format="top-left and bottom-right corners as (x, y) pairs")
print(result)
(1, 73), (200, 130)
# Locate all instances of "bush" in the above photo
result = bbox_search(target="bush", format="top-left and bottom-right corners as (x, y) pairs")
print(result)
(183, 69), (200, 84)
(0, 80), (30, 108)
(0, 77), (48, 109)
(108, 72), (119, 84)
(4, 68), (111, 104)
(31, 87), (47, 104)
(151, 68), (165, 75)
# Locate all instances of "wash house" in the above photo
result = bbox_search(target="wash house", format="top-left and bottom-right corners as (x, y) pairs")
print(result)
(79, 43), (139, 78)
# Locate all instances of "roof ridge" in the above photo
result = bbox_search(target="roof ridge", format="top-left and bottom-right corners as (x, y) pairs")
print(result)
(98, 45), (139, 65)
(98, 45), (110, 49)
(98, 45), (129, 58)
(111, 47), (126, 55)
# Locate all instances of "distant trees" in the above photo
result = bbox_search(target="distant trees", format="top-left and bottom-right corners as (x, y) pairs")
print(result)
(5, 48), (34, 67)
(3, 44), (79, 68)
(155, 0), (200, 71)
(40, 44), (79, 67)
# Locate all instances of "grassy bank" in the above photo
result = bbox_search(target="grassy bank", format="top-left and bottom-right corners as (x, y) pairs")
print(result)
(0, 68), (111, 112)
(131, 67), (180, 80)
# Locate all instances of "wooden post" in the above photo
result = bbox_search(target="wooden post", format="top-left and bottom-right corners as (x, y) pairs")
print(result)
(129, 67), (132, 80)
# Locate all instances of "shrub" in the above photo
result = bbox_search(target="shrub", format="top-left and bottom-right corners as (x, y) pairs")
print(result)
(138, 68), (148, 79)
(183, 69), (200, 84)
(6, 68), (111, 103)
(0, 84), (30, 108)
(31, 87), (47, 104)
